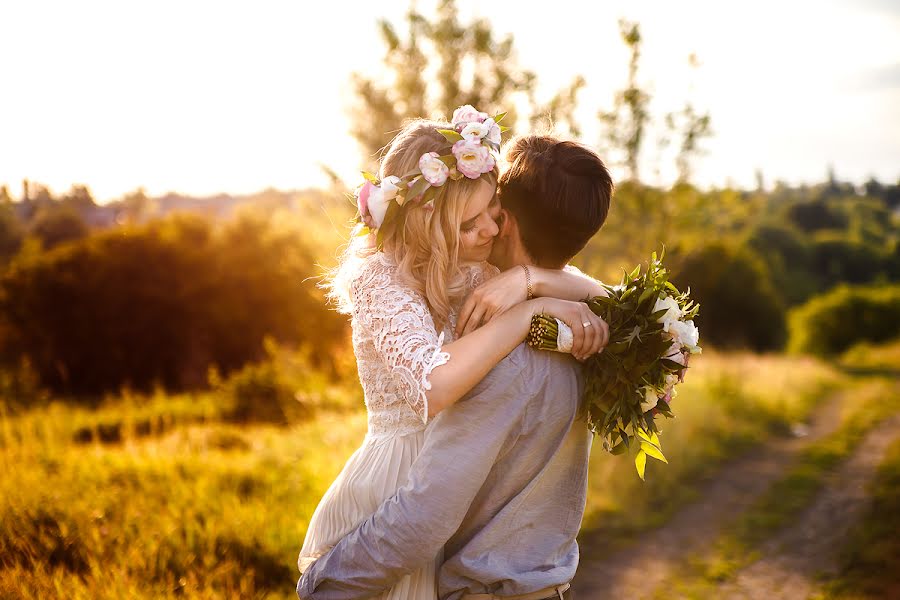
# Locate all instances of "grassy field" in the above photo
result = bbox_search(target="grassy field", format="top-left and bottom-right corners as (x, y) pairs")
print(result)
(0, 349), (855, 599)
(823, 435), (900, 599)
(655, 375), (900, 598)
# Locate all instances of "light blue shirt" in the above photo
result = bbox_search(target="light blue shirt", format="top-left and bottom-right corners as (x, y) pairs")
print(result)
(298, 344), (591, 600)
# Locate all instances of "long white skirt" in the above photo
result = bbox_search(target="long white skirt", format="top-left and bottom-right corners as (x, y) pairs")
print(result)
(299, 428), (439, 600)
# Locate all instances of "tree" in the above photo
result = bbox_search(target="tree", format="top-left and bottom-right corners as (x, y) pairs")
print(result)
(59, 184), (96, 212)
(599, 27), (712, 185)
(349, 0), (583, 162)
(665, 102), (712, 183)
(598, 20), (651, 182)
(0, 200), (24, 264)
(672, 242), (787, 351)
(28, 207), (89, 250)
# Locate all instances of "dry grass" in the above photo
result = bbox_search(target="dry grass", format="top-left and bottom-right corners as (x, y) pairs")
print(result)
(0, 350), (846, 598)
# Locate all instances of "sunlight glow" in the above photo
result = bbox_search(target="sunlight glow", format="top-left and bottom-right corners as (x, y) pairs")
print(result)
(1, 0), (898, 202)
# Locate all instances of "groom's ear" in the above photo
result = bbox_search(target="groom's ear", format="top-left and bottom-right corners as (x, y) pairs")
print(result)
(497, 208), (514, 239)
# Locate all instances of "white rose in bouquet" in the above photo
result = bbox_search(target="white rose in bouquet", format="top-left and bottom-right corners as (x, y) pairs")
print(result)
(653, 295), (683, 332)
(669, 319), (700, 352)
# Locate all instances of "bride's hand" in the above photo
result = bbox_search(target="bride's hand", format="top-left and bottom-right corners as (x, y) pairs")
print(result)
(456, 267), (528, 337)
(535, 297), (609, 361)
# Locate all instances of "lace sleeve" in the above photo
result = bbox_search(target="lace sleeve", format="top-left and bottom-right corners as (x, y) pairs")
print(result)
(464, 261), (501, 289)
(350, 259), (450, 424)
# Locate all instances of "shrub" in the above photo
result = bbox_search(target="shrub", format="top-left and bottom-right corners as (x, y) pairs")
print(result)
(0, 211), (348, 396)
(671, 242), (787, 351)
(788, 284), (900, 356)
(745, 222), (817, 306)
(213, 340), (359, 424)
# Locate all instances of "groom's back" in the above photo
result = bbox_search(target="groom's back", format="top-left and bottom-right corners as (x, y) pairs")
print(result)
(437, 344), (591, 600)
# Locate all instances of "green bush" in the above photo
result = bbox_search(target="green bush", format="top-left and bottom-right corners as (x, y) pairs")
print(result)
(788, 284), (900, 356)
(744, 222), (818, 306)
(671, 242), (787, 351)
(0, 211), (348, 397)
(213, 340), (360, 424)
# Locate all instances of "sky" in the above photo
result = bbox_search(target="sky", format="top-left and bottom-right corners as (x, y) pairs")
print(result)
(1, 0), (898, 203)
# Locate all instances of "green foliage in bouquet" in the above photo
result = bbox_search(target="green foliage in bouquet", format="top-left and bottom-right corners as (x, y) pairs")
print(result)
(528, 250), (700, 479)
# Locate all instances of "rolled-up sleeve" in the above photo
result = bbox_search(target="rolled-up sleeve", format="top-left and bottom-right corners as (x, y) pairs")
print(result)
(297, 349), (530, 600)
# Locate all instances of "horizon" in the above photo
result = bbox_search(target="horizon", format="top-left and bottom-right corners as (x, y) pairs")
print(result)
(2, 0), (899, 204)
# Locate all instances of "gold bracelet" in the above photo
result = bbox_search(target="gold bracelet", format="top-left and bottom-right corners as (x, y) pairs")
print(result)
(522, 264), (534, 300)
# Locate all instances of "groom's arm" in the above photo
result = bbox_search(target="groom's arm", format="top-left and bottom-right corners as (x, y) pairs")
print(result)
(297, 348), (531, 600)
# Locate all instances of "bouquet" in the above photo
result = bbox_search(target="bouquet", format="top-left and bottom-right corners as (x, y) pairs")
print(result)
(527, 251), (701, 479)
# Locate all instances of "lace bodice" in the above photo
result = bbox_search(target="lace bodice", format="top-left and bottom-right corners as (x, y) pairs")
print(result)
(349, 253), (498, 437)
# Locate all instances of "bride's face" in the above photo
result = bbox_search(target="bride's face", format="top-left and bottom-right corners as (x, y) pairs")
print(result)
(457, 179), (501, 263)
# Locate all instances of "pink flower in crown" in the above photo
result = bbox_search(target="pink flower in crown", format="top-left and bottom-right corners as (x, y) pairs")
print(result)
(451, 105), (488, 131)
(357, 181), (377, 229)
(484, 118), (501, 145)
(452, 139), (495, 179)
(418, 152), (450, 186)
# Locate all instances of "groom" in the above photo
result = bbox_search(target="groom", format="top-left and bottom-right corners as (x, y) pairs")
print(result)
(297, 135), (614, 600)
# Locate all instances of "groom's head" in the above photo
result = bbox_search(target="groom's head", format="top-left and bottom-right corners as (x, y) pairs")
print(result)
(489, 135), (613, 270)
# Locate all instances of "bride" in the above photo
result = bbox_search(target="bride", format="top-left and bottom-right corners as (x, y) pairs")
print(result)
(298, 106), (607, 600)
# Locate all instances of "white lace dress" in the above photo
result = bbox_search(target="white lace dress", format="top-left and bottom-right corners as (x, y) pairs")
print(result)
(298, 252), (497, 600)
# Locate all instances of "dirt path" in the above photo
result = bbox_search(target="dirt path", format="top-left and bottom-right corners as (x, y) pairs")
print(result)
(714, 412), (900, 600)
(573, 391), (848, 600)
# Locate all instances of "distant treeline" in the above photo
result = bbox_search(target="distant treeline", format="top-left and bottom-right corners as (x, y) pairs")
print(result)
(0, 176), (898, 399)
(0, 188), (353, 397)
(576, 176), (900, 352)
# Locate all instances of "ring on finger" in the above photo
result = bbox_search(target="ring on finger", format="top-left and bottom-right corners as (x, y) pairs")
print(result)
(582, 321), (592, 328)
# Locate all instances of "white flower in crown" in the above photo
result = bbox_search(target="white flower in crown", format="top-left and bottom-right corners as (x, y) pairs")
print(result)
(418, 152), (450, 186)
(460, 120), (490, 141)
(452, 139), (495, 179)
(452, 104), (488, 131)
(366, 175), (401, 228)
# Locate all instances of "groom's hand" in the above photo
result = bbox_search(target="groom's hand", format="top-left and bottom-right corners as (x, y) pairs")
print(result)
(537, 297), (609, 361)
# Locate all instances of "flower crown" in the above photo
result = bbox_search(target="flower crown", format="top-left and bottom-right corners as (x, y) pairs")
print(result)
(355, 105), (509, 245)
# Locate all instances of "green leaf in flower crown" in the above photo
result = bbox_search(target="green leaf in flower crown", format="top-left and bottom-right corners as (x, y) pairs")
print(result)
(419, 185), (439, 206)
(362, 171), (379, 184)
(629, 264), (642, 280)
(610, 441), (628, 455)
(406, 177), (431, 203)
(492, 111), (508, 124)
(437, 129), (464, 143)
(354, 225), (372, 238)
(635, 449), (647, 480)
(641, 442), (668, 463)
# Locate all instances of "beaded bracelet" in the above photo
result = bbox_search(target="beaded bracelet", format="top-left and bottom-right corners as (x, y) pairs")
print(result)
(522, 264), (534, 300)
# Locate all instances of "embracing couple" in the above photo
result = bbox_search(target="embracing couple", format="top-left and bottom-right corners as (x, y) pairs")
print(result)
(297, 105), (614, 600)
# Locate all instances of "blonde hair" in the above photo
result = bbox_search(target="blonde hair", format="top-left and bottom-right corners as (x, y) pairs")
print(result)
(325, 119), (498, 331)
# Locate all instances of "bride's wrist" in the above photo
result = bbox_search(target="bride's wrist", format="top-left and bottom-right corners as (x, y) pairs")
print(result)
(524, 265), (551, 299)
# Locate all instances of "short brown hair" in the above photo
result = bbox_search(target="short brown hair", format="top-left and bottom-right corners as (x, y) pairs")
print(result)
(498, 136), (613, 267)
